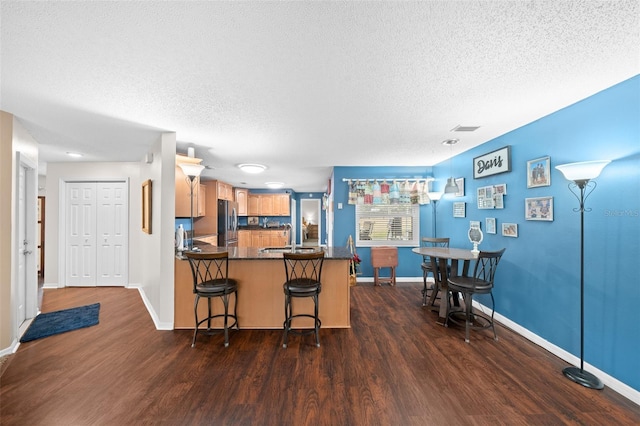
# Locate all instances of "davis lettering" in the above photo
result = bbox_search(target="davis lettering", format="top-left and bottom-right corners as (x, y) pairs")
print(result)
(476, 155), (504, 175)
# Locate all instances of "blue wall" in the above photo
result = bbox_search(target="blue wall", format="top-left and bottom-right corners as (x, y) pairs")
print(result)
(332, 76), (640, 392)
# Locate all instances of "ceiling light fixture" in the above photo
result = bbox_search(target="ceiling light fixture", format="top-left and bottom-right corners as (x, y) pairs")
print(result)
(265, 182), (284, 189)
(66, 152), (83, 158)
(442, 139), (460, 194)
(238, 163), (267, 174)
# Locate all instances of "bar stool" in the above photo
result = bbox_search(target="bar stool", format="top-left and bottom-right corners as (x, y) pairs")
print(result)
(184, 251), (238, 348)
(282, 251), (325, 348)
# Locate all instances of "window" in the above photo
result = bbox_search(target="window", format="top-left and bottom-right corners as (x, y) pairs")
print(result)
(355, 204), (420, 247)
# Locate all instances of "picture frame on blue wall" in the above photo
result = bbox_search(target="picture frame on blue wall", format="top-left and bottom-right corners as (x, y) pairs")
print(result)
(527, 156), (551, 188)
(455, 178), (465, 197)
(502, 222), (518, 237)
(486, 217), (496, 234)
(525, 196), (553, 221)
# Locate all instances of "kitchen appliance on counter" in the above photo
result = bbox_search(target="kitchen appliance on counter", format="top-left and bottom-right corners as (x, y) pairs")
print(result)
(218, 199), (239, 247)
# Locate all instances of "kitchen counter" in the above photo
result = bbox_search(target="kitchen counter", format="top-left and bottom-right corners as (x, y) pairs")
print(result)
(175, 246), (351, 330)
(176, 246), (351, 260)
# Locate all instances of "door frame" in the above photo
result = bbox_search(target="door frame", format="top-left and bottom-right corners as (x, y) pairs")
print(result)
(300, 198), (322, 246)
(15, 152), (38, 336)
(58, 178), (130, 288)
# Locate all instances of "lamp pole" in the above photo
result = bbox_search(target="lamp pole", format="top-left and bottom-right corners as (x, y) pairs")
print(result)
(556, 160), (609, 390)
(427, 192), (443, 238)
(178, 162), (205, 252)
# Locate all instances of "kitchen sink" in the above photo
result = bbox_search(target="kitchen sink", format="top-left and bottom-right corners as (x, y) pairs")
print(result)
(260, 246), (320, 253)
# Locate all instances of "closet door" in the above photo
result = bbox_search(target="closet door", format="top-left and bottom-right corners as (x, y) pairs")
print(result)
(96, 182), (128, 286)
(65, 181), (129, 287)
(66, 182), (97, 286)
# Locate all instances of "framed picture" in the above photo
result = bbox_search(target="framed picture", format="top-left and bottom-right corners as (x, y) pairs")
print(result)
(527, 156), (551, 188)
(455, 178), (465, 197)
(502, 223), (518, 237)
(525, 196), (554, 221)
(453, 202), (466, 218)
(473, 146), (511, 179)
(486, 217), (496, 234)
(248, 216), (259, 226)
(142, 179), (152, 234)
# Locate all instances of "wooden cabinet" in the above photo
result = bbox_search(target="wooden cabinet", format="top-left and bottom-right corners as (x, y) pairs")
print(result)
(175, 165), (203, 218)
(235, 188), (248, 216)
(246, 193), (290, 216)
(217, 181), (233, 201)
(197, 184), (206, 217)
(238, 230), (251, 247)
(243, 229), (289, 247)
(273, 194), (290, 216)
(248, 195), (260, 216)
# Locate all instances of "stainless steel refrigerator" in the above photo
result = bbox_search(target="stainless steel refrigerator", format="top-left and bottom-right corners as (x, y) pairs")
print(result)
(217, 200), (239, 247)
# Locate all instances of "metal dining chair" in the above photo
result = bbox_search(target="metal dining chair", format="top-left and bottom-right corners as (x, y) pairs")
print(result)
(446, 248), (506, 343)
(420, 237), (450, 306)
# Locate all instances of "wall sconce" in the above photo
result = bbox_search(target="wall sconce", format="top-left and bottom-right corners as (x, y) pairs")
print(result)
(555, 159), (610, 390)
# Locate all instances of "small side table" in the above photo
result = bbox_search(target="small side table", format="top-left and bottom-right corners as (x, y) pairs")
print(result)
(371, 246), (398, 286)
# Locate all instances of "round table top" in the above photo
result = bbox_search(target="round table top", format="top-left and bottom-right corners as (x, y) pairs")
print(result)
(411, 246), (477, 260)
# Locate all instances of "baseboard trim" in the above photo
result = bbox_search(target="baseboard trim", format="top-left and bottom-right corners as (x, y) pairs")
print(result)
(129, 285), (174, 331)
(472, 300), (640, 406)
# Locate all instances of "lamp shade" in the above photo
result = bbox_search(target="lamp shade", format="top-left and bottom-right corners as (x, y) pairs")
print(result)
(178, 163), (205, 178)
(427, 191), (443, 201)
(555, 160), (610, 182)
(444, 177), (459, 193)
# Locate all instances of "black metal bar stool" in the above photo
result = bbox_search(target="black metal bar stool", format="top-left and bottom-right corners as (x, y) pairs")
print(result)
(420, 237), (450, 306)
(282, 251), (325, 348)
(184, 251), (239, 348)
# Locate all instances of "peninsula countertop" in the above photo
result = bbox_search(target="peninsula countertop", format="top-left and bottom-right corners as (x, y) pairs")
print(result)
(174, 245), (352, 329)
(177, 246), (352, 261)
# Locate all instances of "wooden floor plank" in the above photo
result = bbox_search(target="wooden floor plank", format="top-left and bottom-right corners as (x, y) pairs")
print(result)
(1, 284), (638, 425)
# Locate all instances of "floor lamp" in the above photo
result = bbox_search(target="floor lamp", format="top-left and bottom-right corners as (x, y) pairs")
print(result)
(178, 163), (204, 251)
(555, 159), (610, 390)
(427, 191), (443, 237)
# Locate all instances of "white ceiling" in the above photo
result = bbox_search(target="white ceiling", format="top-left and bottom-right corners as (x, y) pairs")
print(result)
(1, 1), (638, 193)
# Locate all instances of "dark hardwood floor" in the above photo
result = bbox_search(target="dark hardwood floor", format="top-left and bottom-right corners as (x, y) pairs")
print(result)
(1, 284), (638, 425)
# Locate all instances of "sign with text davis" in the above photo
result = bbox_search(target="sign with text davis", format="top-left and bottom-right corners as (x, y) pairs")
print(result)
(473, 146), (511, 179)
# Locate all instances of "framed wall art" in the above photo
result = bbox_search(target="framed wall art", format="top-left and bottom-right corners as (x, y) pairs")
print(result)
(473, 146), (511, 179)
(502, 222), (518, 237)
(525, 196), (554, 221)
(453, 202), (466, 218)
(142, 179), (152, 234)
(486, 217), (496, 234)
(455, 178), (465, 197)
(527, 156), (551, 188)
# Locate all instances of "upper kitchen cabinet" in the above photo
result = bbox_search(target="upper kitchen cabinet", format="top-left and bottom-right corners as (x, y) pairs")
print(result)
(273, 194), (290, 216)
(247, 193), (290, 216)
(235, 188), (248, 216)
(217, 181), (233, 201)
(175, 155), (205, 218)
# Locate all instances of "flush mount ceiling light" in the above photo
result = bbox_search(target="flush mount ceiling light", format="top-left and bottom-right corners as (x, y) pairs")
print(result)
(238, 163), (267, 174)
(442, 139), (460, 194)
(265, 182), (284, 189)
(66, 152), (83, 158)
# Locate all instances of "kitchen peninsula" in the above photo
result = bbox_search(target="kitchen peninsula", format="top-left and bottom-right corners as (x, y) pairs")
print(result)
(175, 246), (352, 329)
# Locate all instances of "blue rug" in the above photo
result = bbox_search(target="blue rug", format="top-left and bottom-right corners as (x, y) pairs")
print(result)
(20, 303), (100, 343)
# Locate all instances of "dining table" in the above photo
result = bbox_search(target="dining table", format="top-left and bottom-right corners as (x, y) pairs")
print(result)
(411, 246), (478, 325)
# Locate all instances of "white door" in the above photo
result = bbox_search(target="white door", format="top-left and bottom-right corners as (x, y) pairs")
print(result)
(17, 165), (27, 326)
(66, 182), (98, 286)
(96, 182), (128, 286)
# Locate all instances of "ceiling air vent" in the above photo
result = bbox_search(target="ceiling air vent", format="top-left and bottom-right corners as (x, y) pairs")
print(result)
(451, 125), (480, 132)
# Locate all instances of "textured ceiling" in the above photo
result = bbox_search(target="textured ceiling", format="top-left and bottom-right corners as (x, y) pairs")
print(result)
(1, 1), (638, 192)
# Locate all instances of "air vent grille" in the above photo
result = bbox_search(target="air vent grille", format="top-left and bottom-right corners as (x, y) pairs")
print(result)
(451, 125), (480, 132)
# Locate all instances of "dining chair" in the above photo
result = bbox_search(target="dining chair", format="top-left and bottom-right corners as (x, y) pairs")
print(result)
(184, 251), (239, 348)
(446, 248), (506, 343)
(420, 237), (450, 306)
(282, 251), (325, 348)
